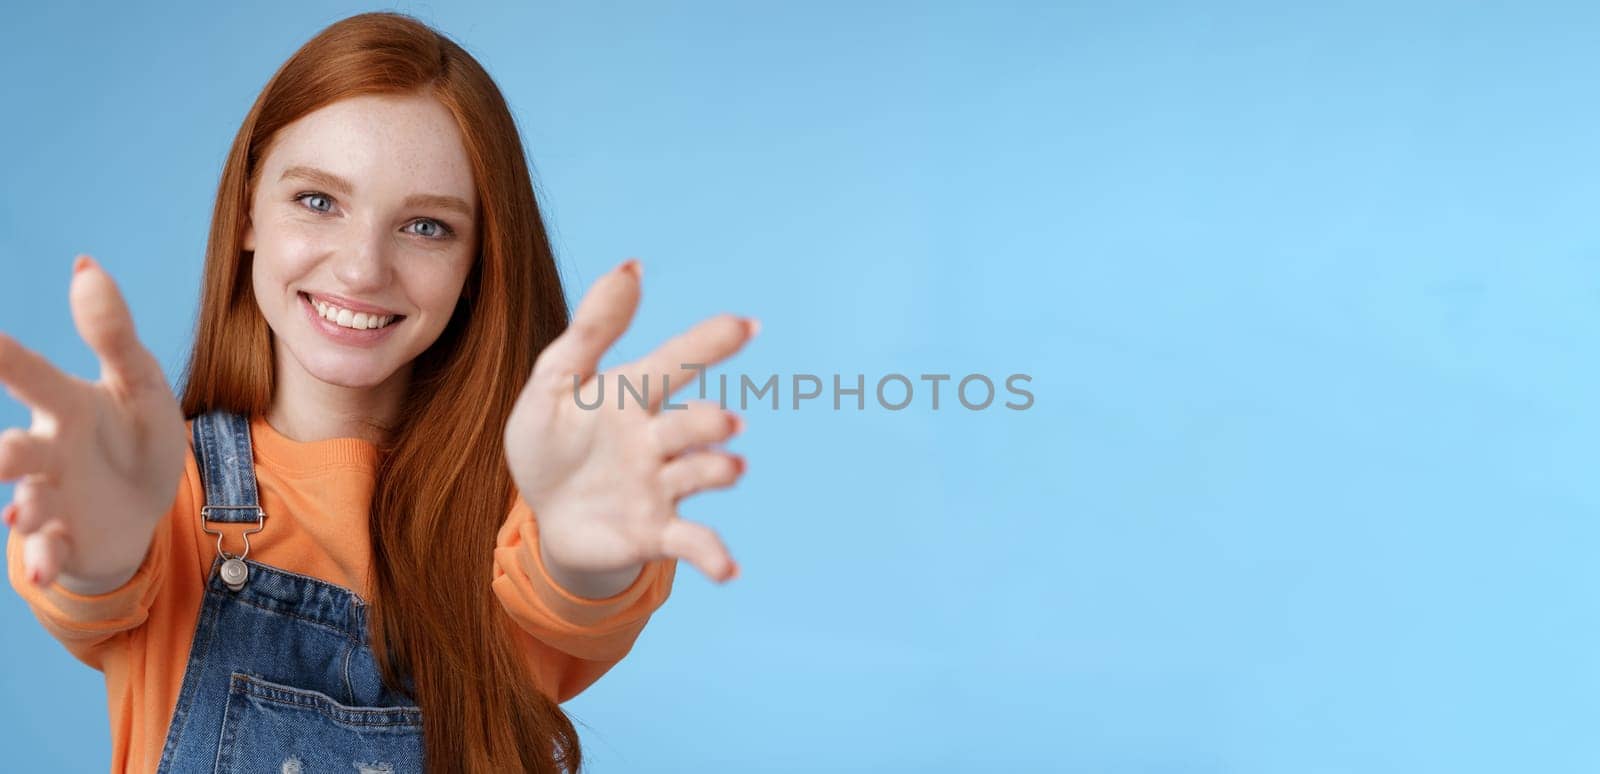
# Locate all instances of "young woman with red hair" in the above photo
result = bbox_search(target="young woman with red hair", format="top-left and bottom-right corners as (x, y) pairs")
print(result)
(0, 11), (751, 772)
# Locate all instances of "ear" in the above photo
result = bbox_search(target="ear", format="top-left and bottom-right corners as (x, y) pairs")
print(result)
(243, 217), (255, 252)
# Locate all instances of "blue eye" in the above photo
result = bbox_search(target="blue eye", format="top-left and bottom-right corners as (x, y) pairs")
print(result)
(294, 192), (336, 214)
(406, 219), (454, 240)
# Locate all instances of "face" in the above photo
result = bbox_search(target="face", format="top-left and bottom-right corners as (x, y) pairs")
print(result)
(244, 91), (479, 395)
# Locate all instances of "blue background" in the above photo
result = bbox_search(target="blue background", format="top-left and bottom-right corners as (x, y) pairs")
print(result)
(2, 1), (1595, 771)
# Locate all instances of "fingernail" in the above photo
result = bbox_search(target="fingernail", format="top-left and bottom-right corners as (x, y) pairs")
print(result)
(733, 454), (746, 474)
(744, 318), (761, 338)
(620, 259), (641, 278)
(2, 504), (15, 527)
(727, 412), (744, 435)
(73, 256), (92, 275)
(726, 561), (740, 582)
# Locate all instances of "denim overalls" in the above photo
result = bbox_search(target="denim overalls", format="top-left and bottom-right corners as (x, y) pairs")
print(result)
(154, 411), (426, 773)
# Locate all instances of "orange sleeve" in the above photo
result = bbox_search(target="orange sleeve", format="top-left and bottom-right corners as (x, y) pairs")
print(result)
(490, 492), (676, 701)
(4, 472), (185, 673)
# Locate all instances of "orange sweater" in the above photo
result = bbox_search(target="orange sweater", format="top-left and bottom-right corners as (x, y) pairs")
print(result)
(4, 415), (676, 773)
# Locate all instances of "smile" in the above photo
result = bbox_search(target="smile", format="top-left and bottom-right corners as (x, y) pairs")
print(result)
(299, 291), (405, 344)
(302, 291), (401, 329)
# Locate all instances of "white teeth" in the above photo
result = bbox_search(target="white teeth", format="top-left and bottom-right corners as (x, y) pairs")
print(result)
(306, 294), (396, 330)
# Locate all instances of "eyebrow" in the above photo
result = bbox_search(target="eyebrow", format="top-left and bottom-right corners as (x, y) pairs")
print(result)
(279, 164), (475, 219)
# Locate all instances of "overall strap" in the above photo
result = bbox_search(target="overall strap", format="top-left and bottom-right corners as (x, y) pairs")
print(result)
(191, 410), (263, 522)
(191, 410), (265, 591)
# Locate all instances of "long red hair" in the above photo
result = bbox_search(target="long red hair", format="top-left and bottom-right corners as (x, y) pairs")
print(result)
(178, 11), (578, 772)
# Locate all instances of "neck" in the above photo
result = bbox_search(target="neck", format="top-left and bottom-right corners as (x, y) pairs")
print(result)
(265, 342), (411, 445)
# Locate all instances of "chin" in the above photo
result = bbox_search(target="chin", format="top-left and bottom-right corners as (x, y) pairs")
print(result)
(295, 349), (403, 390)
(312, 367), (396, 390)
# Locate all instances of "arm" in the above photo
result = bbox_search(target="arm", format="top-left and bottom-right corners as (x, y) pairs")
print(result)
(0, 256), (190, 670)
(490, 493), (676, 699)
(496, 259), (753, 699)
(3, 471), (185, 671)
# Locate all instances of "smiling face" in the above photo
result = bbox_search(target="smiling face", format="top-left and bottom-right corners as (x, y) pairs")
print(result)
(244, 91), (479, 398)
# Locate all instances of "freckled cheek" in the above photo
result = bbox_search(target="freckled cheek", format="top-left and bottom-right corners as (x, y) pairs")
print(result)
(399, 261), (472, 322)
(410, 280), (465, 320)
(254, 223), (332, 284)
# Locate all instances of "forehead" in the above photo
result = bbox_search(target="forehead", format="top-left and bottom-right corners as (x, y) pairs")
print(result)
(262, 93), (477, 209)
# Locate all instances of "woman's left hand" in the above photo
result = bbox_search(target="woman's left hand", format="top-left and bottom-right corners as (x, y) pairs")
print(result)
(503, 259), (756, 595)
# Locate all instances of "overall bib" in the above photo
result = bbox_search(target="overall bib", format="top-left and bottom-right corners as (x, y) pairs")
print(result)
(154, 411), (425, 773)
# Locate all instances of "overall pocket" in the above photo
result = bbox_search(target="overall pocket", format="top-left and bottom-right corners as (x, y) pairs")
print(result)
(215, 672), (424, 773)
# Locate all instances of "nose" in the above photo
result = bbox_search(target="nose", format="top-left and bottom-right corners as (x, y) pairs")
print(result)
(330, 221), (393, 291)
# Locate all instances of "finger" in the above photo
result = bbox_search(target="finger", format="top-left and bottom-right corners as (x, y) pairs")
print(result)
(10, 477), (60, 533)
(532, 260), (642, 394)
(659, 451), (745, 501)
(22, 522), (70, 588)
(625, 313), (757, 412)
(649, 402), (743, 457)
(657, 516), (738, 583)
(0, 428), (58, 482)
(0, 332), (82, 416)
(69, 255), (163, 391)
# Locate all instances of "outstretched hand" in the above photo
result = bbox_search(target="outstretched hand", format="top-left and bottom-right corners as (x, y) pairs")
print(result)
(503, 259), (756, 593)
(0, 256), (187, 593)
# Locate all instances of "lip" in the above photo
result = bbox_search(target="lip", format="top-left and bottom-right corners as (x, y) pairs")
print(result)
(302, 290), (402, 317)
(299, 291), (403, 346)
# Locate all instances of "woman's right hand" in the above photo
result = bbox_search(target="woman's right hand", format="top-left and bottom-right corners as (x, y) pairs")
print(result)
(0, 255), (187, 594)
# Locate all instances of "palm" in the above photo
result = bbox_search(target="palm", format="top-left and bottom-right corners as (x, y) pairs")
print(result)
(504, 260), (755, 584)
(0, 256), (187, 590)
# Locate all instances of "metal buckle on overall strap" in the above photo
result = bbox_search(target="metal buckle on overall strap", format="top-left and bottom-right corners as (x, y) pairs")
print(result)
(200, 505), (265, 592)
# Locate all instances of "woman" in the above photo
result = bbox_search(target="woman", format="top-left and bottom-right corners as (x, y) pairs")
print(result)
(0, 11), (751, 773)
